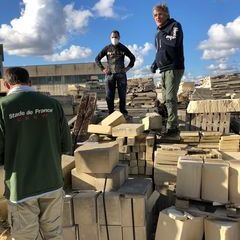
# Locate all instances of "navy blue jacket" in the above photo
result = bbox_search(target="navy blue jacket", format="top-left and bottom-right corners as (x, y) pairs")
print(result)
(151, 18), (185, 73)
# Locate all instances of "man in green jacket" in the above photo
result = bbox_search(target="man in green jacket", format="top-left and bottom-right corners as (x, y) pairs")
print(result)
(0, 67), (72, 239)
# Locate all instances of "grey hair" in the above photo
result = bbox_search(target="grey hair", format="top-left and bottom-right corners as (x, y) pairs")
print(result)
(153, 4), (170, 18)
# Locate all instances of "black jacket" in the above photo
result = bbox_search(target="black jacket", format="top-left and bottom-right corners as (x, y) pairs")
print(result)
(95, 43), (135, 74)
(151, 18), (185, 73)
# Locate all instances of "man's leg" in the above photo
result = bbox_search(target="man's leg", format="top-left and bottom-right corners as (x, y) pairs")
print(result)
(164, 69), (184, 131)
(39, 189), (64, 240)
(105, 74), (116, 114)
(8, 199), (41, 240)
(116, 73), (128, 115)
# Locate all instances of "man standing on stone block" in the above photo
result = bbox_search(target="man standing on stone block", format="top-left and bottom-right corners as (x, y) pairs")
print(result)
(95, 30), (136, 116)
(151, 4), (185, 135)
(0, 67), (72, 240)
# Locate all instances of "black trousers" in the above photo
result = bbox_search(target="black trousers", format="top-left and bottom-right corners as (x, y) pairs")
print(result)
(105, 73), (128, 115)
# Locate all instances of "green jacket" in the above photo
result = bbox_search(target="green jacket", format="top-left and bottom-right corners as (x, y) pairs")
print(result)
(0, 89), (72, 202)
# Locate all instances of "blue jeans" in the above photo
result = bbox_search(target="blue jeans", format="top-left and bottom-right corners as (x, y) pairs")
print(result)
(105, 73), (128, 115)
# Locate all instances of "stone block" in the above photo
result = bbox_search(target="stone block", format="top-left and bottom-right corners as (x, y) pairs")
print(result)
(63, 226), (78, 240)
(73, 191), (100, 225)
(74, 142), (119, 173)
(142, 113), (162, 131)
(88, 124), (112, 135)
(62, 155), (75, 189)
(97, 192), (121, 225)
(202, 160), (229, 203)
(99, 226), (122, 240)
(63, 194), (74, 227)
(101, 111), (126, 127)
(72, 164), (128, 192)
(122, 226), (147, 240)
(112, 124), (144, 137)
(79, 224), (99, 240)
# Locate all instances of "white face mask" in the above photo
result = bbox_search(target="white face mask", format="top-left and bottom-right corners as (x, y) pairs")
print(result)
(111, 38), (119, 45)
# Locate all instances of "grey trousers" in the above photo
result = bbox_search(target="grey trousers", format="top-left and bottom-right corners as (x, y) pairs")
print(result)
(8, 189), (64, 240)
(161, 69), (184, 130)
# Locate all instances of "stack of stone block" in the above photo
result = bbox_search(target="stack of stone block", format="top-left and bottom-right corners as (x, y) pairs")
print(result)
(154, 144), (188, 186)
(62, 178), (158, 240)
(219, 134), (240, 152)
(72, 141), (128, 192)
(115, 127), (155, 176)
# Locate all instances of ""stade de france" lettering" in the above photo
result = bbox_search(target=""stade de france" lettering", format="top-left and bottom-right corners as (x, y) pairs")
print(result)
(9, 108), (53, 119)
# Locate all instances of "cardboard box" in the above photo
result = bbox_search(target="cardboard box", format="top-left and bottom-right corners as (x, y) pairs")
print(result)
(73, 191), (100, 225)
(62, 155), (75, 189)
(122, 226), (147, 240)
(99, 226), (122, 240)
(97, 192), (121, 225)
(63, 226), (78, 240)
(155, 207), (204, 240)
(0, 166), (5, 197)
(112, 124), (144, 137)
(202, 160), (229, 203)
(63, 195), (74, 227)
(88, 124), (112, 135)
(79, 224), (99, 240)
(229, 160), (240, 204)
(74, 142), (119, 173)
(101, 111), (126, 127)
(205, 218), (239, 240)
(72, 164), (128, 191)
(176, 158), (203, 199)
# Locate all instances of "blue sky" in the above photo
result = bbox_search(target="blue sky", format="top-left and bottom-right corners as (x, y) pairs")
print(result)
(0, 0), (240, 80)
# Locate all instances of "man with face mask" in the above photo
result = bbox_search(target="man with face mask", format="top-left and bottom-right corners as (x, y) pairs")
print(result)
(95, 30), (136, 116)
(151, 4), (184, 136)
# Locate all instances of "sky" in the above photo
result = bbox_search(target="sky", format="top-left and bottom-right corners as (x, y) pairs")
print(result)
(0, 0), (240, 81)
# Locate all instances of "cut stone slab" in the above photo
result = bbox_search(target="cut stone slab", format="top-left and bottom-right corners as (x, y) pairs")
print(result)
(202, 160), (229, 204)
(63, 194), (74, 227)
(122, 226), (147, 240)
(99, 226), (122, 240)
(187, 99), (240, 113)
(205, 218), (239, 240)
(72, 191), (100, 225)
(79, 224), (99, 240)
(112, 124), (144, 137)
(176, 158), (203, 199)
(97, 192), (121, 225)
(63, 226), (77, 240)
(142, 113), (162, 131)
(101, 111), (126, 127)
(88, 124), (112, 135)
(229, 160), (240, 205)
(62, 155), (75, 189)
(74, 142), (119, 173)
(71, 164), (128, 191)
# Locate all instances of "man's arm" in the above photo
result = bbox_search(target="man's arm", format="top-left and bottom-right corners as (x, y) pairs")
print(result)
(150, 60), (158, 73)
(95, 47), (108, 71)
(158, 22), (183, 47)
(123, 46), (136, 70)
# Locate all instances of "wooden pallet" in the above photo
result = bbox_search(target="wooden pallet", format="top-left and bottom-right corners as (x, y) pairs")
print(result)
(190, 112), (230, 133)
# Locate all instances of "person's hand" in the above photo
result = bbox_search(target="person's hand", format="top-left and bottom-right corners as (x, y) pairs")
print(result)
(124, 66), (130, 73)
(103, 67), (111, 75)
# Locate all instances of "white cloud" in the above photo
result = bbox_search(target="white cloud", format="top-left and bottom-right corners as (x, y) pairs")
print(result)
(207, 62), (239, 75)
(64, 4), (92, 33)
(93, 0), (116, 18)
(0, 0), (119, 59)
(0, 0), (66, 56)
(199, 16), (240, 60)
(127, 42), (154, 69)
(45, 45), (92, 61)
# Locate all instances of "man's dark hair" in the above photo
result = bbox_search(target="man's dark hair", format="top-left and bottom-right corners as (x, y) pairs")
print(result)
(4, 67), (30, 85)
(111, 30), (120, 37)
